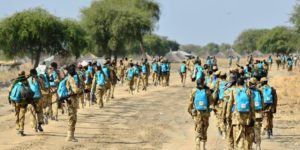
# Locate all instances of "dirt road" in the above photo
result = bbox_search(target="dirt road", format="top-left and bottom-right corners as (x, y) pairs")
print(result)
(0, 68), (299, 150)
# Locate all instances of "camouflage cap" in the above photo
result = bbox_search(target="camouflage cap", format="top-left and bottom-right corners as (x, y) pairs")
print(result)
(214, 70), (221, 76)
(220, 72), (226, 76)
(249, 77), (258, 84)
(260, 77), (268, 82)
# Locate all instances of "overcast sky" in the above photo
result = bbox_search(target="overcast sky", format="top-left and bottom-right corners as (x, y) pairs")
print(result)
(0, 0), (297, 45)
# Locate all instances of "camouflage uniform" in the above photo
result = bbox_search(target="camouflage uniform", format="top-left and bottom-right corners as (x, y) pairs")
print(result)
(188, 87), (214, 150)
(223, 86), (235, 150)
(84, 68), (93, 106)
(65, 74), (81, 142)
(49, 69), (60, 120)
(91, 71), (108, 108)
(28, 77), (44, 131)
(151, 62), (158, 86)
(260, 83), (277, 138)
(118, 63), (126, 85)
(226, 86), (255, 150)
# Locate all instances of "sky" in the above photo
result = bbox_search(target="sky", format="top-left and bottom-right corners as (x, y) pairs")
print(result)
(0, 0), (297, 45)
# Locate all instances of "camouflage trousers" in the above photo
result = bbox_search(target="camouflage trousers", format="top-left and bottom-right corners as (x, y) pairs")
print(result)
(180, 73), (186, 86)
(262, 111), (273, 130)
(77, 93), (84, 109)
(232, 124), (254, 150)
(66, 97), (78, 132)
(134, 76), (141, 92)
(96, 85), (106, 108)
(104, 81), (112, 101)
(42, 94), (51, 116)
(51, 91), (59, 119)
(152, 72), (158, 85)
(215, 101), (226, 133)
(254, 119), (263, 146)
(194, 115), (210, 142)
(85, 84), (92, 106)
(14, 103), (27, 132)
(141, 74), (148, 91)
(28, 99), (44, 129)
(128, 79), (134, 94)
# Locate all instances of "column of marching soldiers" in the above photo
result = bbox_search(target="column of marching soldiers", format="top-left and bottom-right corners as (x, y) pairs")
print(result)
(184, 54), (297, 150)
(8, 57), (171, 142)
(7, 53), (297, 149)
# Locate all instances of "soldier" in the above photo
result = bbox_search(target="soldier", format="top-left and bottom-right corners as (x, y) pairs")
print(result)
(36, 65), (51, 124)
(192, 60), (204, 82)
(144, 58), (151, 86)
(141, 60), (148, 91)
(226, 77), (255, 150)
(102, 60), (112, 101)
(215, 72), (227, 138)
(110, 60), (119, 99)
(83, 64), (93, 106)
(260, 77), (277, 139)
(188, 57), (196, 80)
(118, 59), (126, 85)
(151, 59), (159, 86)
(91, 64), (108, 108)
(179, 60), (187, 87)
(287, 57), (293, 71)
(76, 64), (85, 109)
(28, 69), (44, 132)
(133, 62), (141, 92)
(64, 65), (82, 142)
(267, 56), (273, 71)
(49, 62), (61, 121)
(165, 60), (171, 86)
(9, 72), (29, 136)
(188, 77), (215, 150)
(126, 63), (135, 95)
(248, 77), (264, 150)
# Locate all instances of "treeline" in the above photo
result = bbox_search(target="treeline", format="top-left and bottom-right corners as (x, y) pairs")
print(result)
(180, 2), (300, 56)
(0, 0), (178, 67)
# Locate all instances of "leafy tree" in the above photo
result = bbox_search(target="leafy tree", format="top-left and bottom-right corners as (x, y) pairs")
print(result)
(257, 26), (296, 54)
(81, 0), (160, 58)
(62, 19), (87, 59)
(219, 43), (231, 52)
(202, 43), (219, 55)
(179, 44), (202, 54)
(0, 8), (65, 67)
(233, 29), (269, 54)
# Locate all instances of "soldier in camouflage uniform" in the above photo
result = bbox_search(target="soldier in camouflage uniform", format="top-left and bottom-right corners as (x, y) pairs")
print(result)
(215, 72), (227, 138)
(91, 64), (108, 108)
(226, 77), (255, 150)
(260, 77), (277, 139)
(188, 78), (215, 150)
(118, 59), (126, 85)
(49, 62), (61, 121)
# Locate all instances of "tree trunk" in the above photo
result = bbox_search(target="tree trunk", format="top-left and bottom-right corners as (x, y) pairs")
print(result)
(139, 41), (146, 59)
(34, 50), (41, 68)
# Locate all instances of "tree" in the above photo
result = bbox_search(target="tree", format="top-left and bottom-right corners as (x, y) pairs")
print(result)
(202, 43), (220, 55)
(81, 0), (160, 58)
(219, 43), (231, 52)
(62, 19), (87, 59)
(233, 29), (269, 54)
(257, 26), (296, 54)
(0, 8), (65, 67)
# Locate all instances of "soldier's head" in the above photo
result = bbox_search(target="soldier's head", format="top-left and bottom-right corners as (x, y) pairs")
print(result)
(203, 64), (208, 70)
(50, 62), (58, 70)
(18, 71), (25, 77)
(119, 59), (123, 65)
(77, 63), (83, 69)
(212, 65), (218, 72)
(30, 69), (38, 77)
(182, 60), (186, 64)
(96, 62), (102, 71)
(248, 77), (258, 88)
(236, 77), (245, 86)
(260, 77), (268, 85)
(129, 63), (134, 67)
(220, 72), (227, 80)
(196, 77), (205, 89)
(67, 64), (77, 77)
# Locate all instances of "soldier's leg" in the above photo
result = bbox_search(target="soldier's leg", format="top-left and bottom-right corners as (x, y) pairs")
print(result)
(255, 120), (262, 150)
(111, 84), (115, 99)
(136, 77), (141, 92)
(227, 125), (234, 150)
(183, 73), (186, 86)
(36, 99), (44, 131)
(51, 93), (59, 120)
(66, 97), (78, 142)
(19, 104), (27, 135)
(47, 94), (53, 119)
(14, 103), (20, 132)
(28, 104), (37, 131)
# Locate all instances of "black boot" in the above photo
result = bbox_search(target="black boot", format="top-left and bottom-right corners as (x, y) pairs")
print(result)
(38, 123), (44, 132)
(270, 128), (273, 136)
(19, 131), (26, 136)
(267, 129), (271, 139)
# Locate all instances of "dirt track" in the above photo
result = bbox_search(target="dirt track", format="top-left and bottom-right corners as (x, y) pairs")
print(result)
(0, 67), (299, 150)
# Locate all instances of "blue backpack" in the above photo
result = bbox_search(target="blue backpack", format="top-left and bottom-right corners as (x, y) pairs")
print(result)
(195, 65), (203, 80)
(257, 63), (263, 69)
(142, 64), (147, 74)
(28, 78), (42, 99)
(127, 68), (134, 81)
(161, 63), (167, 73)
(102, 66), (110, 77)
(40, 74), (50, 89)
(288, 60), (293, 66)
(73, 74), (82, 88)
(194, 89), (209, 111)
(57, 77), (69, 100)
(133, 66), (140, 75)
(97, 72), (106, 86)
(251, 89), (263, 110)
(166, 64), (170, 72)
(235, 88), (250, 112)
(180, 64), (186, 73)
(218, 80), (227, 100)
(263, 86), (273, 104)
(10, 82), (24, 103)
(152, 63), (158, 72)
(85, 70), (92, 84)
(50, 71), (59, 87)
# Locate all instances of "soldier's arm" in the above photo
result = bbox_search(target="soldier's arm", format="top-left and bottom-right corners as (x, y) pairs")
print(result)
(248, 90), (255, 120)
(90, 74), (97, 94)
(188, 88), (196, 115)
(207, 89), (215, 109)
(67, 76), (80, 94)
(226, 90), (234, 119)
(272, 88), (278, 113)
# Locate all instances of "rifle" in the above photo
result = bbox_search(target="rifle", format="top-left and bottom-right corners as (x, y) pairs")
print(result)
(58, 89), (91, 103)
